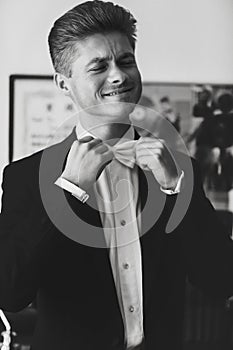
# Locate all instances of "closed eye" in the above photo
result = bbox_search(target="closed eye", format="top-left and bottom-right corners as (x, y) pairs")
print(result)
(119, 58), (136, 66)
(89, 65), (107, 73)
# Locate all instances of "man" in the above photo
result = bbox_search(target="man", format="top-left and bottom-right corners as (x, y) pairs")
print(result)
(0, 1), (233, 350)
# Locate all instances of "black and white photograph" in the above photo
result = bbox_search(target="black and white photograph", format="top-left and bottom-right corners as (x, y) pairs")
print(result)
(0, 1), (233, 350)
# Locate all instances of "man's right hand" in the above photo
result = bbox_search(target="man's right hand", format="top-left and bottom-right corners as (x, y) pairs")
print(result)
(61, 136), (114, 191)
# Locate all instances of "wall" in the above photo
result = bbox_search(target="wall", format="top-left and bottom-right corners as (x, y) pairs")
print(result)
(1, 0), (233, 198)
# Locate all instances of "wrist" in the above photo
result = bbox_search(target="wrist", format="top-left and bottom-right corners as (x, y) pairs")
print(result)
(160, 170), (184, 195)
(55, 177), (89, 203)
(163, 172), (181, 190)
(152, 168), (181, 190)
(61, 172), (87, 191)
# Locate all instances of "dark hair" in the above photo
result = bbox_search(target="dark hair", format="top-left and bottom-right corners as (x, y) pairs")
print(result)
(160, 96), (170, 103)
(217, 93), (233, 113)
(48, 0), (137, 77)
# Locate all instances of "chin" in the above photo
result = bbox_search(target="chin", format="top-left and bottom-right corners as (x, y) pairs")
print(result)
(105, 104), (136, 121)
(82, 99), (138, 123)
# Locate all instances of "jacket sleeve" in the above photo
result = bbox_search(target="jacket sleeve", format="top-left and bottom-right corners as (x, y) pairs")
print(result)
(177, 158), (233, 298)
(0, 162), (56, 312)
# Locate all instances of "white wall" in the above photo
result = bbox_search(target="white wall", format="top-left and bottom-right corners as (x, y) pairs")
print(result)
(1, 0), (233, 196)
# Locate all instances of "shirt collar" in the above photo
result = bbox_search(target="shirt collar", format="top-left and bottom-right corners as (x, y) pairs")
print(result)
(75, 122), (135, 145)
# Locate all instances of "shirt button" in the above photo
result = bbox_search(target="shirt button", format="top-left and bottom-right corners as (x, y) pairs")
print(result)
(120, 219), (126, 226)
(129, 306), (135, 313)
(123, 263), (130, 270)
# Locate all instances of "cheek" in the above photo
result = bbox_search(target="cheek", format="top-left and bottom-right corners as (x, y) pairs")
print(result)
(133, 70), (142, 97)
(92, 78), (105, 93)
(134, 69), (142, 85)
(85, 76), (104, 97)
(129, 68), (142, 90)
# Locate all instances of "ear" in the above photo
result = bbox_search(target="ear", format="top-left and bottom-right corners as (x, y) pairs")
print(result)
(54, 73), (71, 97)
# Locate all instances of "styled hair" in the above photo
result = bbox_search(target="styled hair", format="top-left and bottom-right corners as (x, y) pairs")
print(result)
(48, 0), (137, 77)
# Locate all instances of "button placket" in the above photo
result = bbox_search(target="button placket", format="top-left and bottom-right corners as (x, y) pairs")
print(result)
(98, 143), (143, 347)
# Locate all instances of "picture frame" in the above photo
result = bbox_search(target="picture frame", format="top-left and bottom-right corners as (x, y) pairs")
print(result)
(9, 74), (76, 163)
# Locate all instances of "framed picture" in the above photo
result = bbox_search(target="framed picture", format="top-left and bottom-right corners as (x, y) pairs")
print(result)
(9, 75), (233, 211)
(9, 74), (76, 162)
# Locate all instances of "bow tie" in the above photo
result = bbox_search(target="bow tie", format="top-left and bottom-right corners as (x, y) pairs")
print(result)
(110, 140), (137, 168)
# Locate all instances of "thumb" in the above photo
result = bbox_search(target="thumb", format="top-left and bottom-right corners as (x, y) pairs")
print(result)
(79, 136), (95, 143)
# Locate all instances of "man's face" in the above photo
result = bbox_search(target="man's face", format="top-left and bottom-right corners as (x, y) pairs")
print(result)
(65, 32), (142, 124)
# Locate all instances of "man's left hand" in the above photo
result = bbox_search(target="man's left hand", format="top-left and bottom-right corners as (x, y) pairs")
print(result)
(136, 136), (181, 189)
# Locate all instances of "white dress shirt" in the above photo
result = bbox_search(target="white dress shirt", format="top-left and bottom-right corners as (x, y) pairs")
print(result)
(55, 123), (184, 349)
(56, 124), (144, 348)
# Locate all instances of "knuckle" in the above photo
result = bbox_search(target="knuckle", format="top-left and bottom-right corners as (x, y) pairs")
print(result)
(90, 139), (102, 149)
(99, 143), (107, 150)
(86, 142), (94, 151)
(104, 151), (113, 160)
(92, 138), (102, 144)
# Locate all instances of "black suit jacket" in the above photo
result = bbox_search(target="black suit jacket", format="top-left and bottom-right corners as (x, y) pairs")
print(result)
(0, 130), (233, 350)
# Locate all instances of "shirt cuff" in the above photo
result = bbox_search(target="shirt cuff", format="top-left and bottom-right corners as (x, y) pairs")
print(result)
(55, 177), (89, 203)
(160, 170), (184, 195)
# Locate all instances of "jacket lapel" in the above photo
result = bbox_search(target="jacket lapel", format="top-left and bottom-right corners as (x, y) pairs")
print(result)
(138, 167), (167, 306)
(56, 129), (117, 285)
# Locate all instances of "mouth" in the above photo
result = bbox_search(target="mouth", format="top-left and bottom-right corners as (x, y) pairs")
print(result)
(102, 87), (134, 97)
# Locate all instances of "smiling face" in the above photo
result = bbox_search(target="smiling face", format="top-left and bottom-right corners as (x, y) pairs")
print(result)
(58, 32), (142, 126)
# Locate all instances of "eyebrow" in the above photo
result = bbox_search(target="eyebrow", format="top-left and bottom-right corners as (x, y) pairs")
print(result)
(118, 52), (135, 60)
(86, 57), (108, 69)
(85, 52), (135, 69)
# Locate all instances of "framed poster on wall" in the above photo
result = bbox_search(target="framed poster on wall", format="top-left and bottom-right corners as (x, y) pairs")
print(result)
(9, 74), (76, 162)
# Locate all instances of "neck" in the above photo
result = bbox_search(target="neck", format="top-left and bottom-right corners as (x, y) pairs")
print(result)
(79, 115), (131, 145)
(95, 123), (131, 145)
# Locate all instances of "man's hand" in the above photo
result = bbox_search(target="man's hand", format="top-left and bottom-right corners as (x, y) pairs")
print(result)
(61, 136), (114, 191)
(136, 136), (181, 189)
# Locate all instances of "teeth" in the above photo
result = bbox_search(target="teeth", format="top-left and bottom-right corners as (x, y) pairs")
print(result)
(109, 92), (118, 96)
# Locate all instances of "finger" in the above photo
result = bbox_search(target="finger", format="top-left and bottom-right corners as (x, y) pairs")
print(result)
(138, 130), (153, 138)
(85, 138), (103, 150)
(79, 136), (103, 148)
(136, 148), (162, 158)
(66, 140), (80, 160)
(137, 154), (160, 164)
(102, 148), (114, 161)
(136, 143), (164, 152)
(138, 136), (165, 144)
(138, 135), (165, 142)
(137, 155), (163, 171)
(137, 142), (165, 152)
(79, 136), (95, 143)
(94, 144), (110, 154)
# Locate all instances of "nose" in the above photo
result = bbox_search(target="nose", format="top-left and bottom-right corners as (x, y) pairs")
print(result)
(107, 64), (127, 85)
